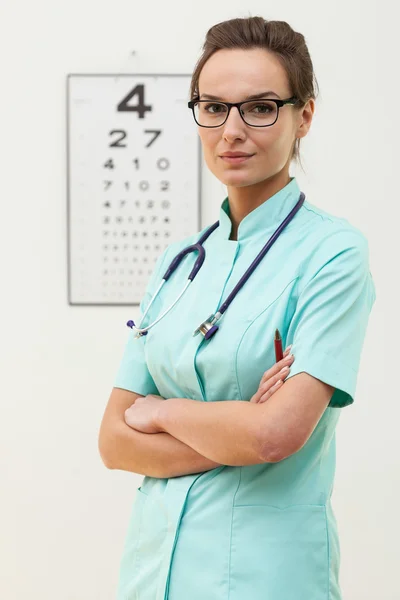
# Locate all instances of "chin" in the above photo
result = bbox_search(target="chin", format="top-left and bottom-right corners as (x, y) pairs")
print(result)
(218, 170), (256, 187)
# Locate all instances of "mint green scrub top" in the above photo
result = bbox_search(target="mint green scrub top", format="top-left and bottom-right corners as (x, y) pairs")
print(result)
(113, 177), (376, 600)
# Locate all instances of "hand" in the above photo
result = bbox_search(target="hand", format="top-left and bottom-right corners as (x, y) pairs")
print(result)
(124, 394), (166, 434)
(250, 347), (295, 404)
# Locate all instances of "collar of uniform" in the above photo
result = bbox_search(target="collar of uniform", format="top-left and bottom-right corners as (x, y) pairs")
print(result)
(218, 176), (302, 242)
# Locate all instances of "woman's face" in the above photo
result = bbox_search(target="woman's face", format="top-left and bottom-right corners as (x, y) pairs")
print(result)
(196, 48), (313, 188)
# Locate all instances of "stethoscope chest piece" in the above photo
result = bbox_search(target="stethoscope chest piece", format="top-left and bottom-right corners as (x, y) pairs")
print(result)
(193, 312), (221, 340)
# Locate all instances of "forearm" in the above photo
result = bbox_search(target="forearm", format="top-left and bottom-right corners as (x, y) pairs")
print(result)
(157, 398), (266, 466)
(107, 421), (222, 478)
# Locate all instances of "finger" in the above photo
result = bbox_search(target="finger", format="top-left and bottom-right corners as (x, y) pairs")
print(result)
(250, 346), (293, 404)
(258, 365), (291, 401)
(258, 367), (292, 403)
(249, 392), (261, 403)
(259, 378), (284, 403)
(251, 365), (291, 403)
(260, 350), (294, 386)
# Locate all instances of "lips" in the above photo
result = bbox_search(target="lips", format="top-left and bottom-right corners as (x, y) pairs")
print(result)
(220, 153), (253, 157)
(220, 154), (254, 164)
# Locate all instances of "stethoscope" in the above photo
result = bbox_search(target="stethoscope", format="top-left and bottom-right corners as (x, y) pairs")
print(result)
(127, 192), (305, 342)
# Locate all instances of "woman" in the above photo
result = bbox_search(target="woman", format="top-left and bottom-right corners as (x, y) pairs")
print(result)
(99, 16), (376, 600)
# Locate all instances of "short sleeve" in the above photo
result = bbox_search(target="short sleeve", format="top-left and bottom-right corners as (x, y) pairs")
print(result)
(285, 233), (376, 408)
(113, 247), (170, 395)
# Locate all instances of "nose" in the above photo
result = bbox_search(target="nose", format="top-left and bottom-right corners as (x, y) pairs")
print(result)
(222, 106), (247, 141)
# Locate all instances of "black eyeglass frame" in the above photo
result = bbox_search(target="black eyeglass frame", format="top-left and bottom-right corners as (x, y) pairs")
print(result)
(188, 96), (300, 128)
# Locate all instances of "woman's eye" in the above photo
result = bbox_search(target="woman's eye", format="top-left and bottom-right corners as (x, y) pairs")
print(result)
(204, 103), (226, 113)
(251, 103), (272, 113)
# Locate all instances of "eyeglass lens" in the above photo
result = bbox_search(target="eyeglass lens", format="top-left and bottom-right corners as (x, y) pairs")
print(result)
(194, 100), (278, 127)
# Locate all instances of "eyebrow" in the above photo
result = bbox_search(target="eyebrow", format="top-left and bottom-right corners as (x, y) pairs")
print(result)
(199, 91), (281, 101)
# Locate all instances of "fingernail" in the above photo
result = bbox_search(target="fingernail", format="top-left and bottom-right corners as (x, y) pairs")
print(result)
(285, 344), (292, 352)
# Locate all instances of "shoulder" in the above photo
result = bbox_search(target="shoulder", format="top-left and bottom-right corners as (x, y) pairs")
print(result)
(298, 199), (371, 279)
(302, 197), (369, 246)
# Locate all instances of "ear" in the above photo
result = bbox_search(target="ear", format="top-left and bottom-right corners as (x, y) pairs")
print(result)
(295, 98), (315, 140)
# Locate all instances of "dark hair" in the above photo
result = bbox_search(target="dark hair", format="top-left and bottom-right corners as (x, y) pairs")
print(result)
(190, 16), (320, 172)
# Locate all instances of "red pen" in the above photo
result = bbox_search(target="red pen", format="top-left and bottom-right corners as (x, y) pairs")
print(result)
(274, 328), (284, 363)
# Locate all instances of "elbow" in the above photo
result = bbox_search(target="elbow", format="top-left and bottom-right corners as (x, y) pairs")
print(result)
(98, 425), (118, 470)
(259, 445), (287, 464)
(258, 442), (280, 463)
(98, 438), (115, 469)
(98, 417), (128, 470)
(259, 448), (285, 464)
(97, 423), (162, 477)
(99, 451), (115, 470)
(258, 433), (297, 464)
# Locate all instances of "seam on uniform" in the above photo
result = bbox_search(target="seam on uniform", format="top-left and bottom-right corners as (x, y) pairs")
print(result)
(234, 276), (299, 400)
(125, 492), (147, 600)
(232, 502), (326, 508)
(297, 236), (366, 299)
(323, 504), (331, 599)
(300, 204), (367, 252)
(227, 467), (242, 600)
(302, 202), (335, 223)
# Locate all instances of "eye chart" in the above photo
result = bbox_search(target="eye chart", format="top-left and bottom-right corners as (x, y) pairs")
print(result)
(67, 74), (201, 305)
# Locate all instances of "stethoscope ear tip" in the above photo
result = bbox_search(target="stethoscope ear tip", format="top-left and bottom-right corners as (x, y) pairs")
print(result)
(127, 319), (148, 338)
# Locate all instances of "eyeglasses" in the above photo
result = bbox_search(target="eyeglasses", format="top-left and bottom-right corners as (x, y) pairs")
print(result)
(188, 96), (299, 128)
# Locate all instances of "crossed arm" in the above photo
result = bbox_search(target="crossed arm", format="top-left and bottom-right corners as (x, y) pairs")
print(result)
(98, 373), (334, 478)
(98, 388), (223, 479)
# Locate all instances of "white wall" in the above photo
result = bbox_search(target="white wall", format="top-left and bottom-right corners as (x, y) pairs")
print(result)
(1, 1), (397, 598)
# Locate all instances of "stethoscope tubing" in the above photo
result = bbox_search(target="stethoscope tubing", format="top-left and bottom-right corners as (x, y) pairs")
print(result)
(133, 278), (191, 334)
(127, 193), (305, 338)
(217, 192), (304, 316)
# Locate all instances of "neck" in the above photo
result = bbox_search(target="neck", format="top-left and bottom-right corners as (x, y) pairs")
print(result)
(227, 170), (292, 240)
